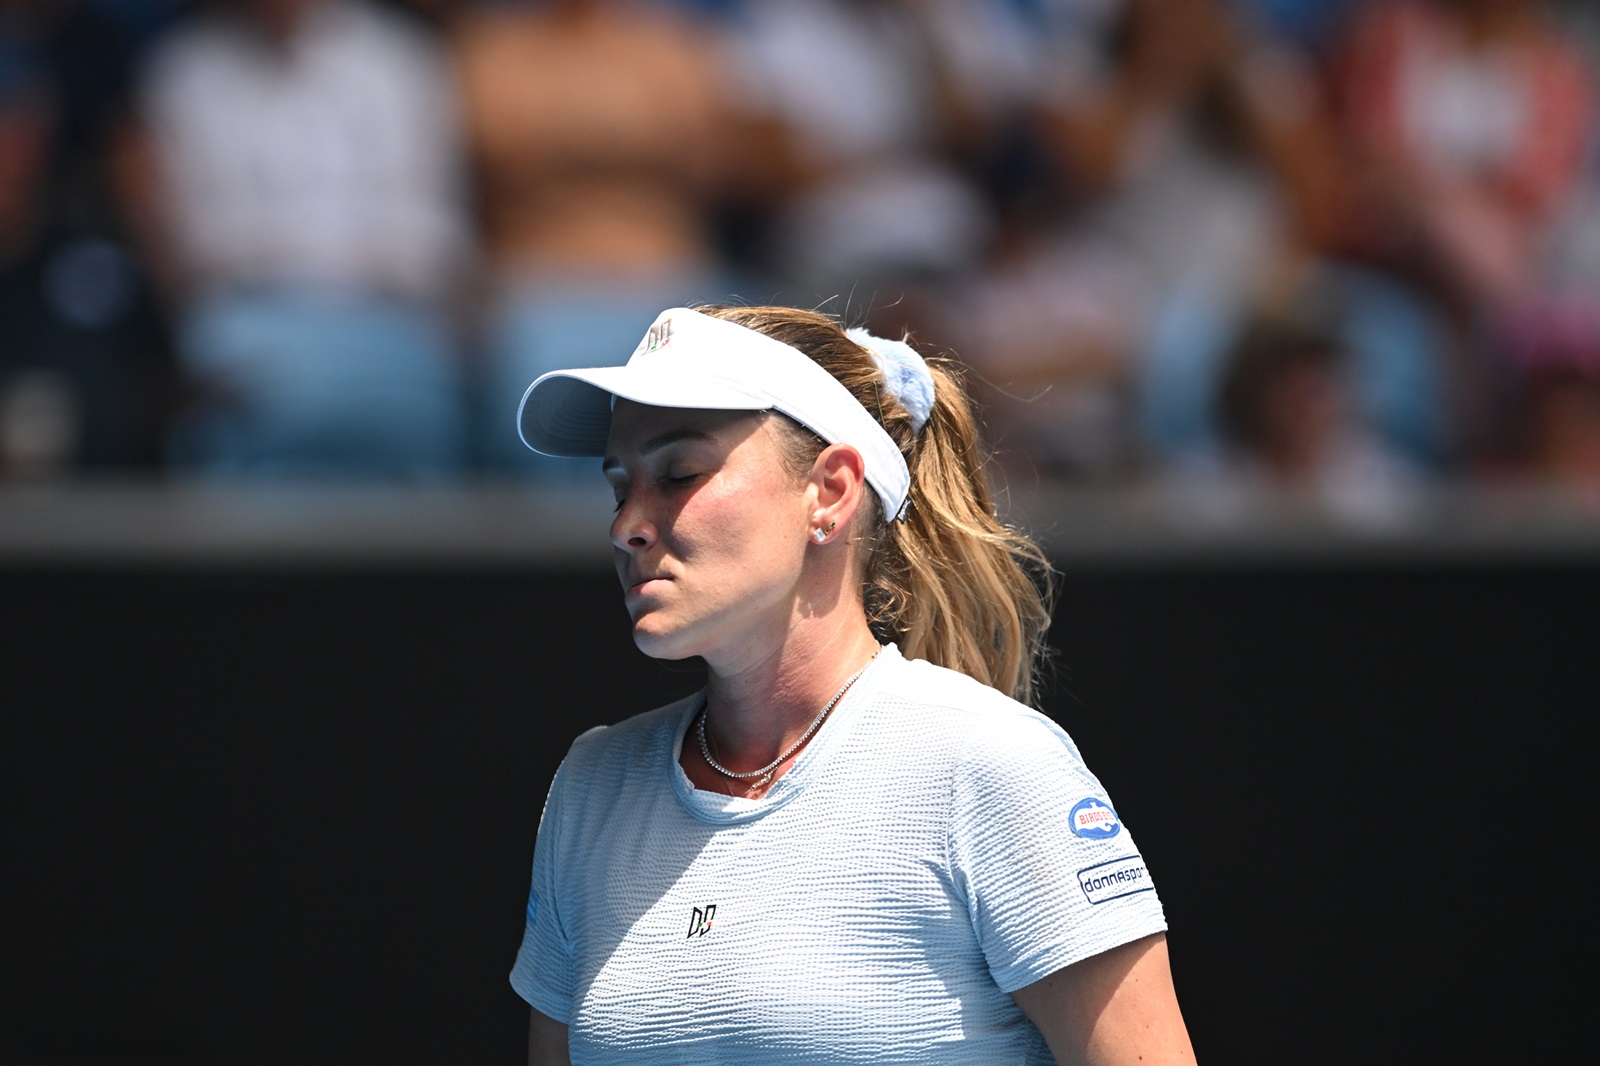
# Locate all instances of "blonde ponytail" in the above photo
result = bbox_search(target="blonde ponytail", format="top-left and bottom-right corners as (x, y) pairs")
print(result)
(700, 305), (1055, 706)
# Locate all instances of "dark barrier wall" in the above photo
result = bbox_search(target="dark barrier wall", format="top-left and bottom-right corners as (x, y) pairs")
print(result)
(3, 561), (1593, 1063)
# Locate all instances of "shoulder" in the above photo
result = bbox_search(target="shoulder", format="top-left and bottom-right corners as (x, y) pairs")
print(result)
(554, 691), (700, 785)
(885, 651), (1071, 736)
(876, 650), (1084, 772)
(868, 653), (1116, 838)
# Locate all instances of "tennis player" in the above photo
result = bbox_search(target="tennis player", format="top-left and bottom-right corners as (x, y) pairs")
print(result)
(510, 305), (1195, 1064)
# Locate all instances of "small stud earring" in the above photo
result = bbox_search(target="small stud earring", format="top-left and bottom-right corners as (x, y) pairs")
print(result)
(811, 521), (836, 544)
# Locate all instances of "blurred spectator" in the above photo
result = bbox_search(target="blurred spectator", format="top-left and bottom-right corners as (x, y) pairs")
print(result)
(1139, 261), (1452, 476)
(1485, 295), (1600, 495)
(941, 0), (1452, 483)
(720, 0), (996, 301)
(941, 0), (1301, 479)
(452, 0), (737, 476)
(133, 0), (472, 479)
(1331, 0), (1595, 312)
(1161, 312), (1423, 528)
(0, 0), (174, 479)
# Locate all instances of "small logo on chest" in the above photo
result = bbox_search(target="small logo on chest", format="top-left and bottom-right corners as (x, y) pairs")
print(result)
(686, 904), (717, 939)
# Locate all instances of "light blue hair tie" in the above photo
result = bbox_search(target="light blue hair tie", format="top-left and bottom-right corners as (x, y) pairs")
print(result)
(847, 327), (935, 434)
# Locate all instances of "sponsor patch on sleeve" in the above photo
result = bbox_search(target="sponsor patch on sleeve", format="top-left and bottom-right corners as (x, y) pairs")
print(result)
(1077, 854), (1154, 905)
(1069, 797), (1121, 839)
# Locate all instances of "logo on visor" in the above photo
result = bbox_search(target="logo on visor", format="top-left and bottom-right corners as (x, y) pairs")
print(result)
(641, 319), (675, 355)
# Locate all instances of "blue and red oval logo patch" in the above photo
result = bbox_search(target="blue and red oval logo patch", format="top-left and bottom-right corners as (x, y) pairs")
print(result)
(1069, 797), (1121, 840)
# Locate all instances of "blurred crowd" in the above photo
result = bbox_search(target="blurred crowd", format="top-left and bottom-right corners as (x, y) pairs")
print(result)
(4, 0), (1600, 524)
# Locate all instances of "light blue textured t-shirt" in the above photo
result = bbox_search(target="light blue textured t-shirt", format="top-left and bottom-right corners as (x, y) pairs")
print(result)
(511, 645), (1167, 1064)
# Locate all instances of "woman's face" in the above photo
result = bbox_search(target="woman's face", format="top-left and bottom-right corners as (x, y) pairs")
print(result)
(603, 401), (815, 665)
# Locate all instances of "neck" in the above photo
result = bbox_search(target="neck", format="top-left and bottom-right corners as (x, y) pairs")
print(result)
(701, 613), (881, 770)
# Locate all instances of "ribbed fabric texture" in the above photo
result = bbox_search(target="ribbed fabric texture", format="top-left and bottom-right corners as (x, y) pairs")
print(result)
(511, 645), (1167, 1064)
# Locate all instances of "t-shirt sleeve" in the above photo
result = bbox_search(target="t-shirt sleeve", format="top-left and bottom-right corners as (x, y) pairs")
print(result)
(509, 757), (576, 1020)
(947, 711), (1168, 994)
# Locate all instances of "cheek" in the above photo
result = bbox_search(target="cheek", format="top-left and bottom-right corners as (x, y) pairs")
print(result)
(674, 473), (804, 568)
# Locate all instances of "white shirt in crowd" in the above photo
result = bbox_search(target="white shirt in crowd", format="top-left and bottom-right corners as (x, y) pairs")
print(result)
(140, 0), (469, 303)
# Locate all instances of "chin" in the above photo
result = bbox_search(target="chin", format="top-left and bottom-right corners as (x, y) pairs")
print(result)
(629, 617), (701, 662)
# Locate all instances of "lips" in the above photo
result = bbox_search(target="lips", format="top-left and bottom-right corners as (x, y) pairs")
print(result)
(625, 574), (669, 596)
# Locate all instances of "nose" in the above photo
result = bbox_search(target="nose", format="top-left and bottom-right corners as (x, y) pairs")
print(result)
(609, 492), (657, 555)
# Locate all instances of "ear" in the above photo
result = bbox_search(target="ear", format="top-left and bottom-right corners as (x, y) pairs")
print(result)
(806, 443), (867, 545)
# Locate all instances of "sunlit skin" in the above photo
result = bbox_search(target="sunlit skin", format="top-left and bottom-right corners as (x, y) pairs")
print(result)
(602, 400), (881, 791)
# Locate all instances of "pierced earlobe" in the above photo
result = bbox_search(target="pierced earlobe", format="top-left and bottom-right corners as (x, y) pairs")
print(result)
(811, 520), (837, 544)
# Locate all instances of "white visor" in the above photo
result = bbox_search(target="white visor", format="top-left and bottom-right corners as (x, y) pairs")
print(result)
(518, 308), (912, 520)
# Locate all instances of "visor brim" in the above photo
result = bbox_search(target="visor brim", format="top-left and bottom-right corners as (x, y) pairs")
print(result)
(517, 365), (773, 457)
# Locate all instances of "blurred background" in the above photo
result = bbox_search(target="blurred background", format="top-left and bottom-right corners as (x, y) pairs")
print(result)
(1, 0), (1596, 1062)
(1, 0), (1599, 503)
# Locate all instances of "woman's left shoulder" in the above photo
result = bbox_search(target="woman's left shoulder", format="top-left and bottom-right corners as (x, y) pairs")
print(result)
(885, 651), (1079, 760)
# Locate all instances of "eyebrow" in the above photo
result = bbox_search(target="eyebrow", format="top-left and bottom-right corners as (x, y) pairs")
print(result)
(601, 428), (716, 473)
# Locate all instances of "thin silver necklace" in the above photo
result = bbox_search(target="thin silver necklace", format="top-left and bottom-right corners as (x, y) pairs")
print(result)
(698, 649), (879, 790)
